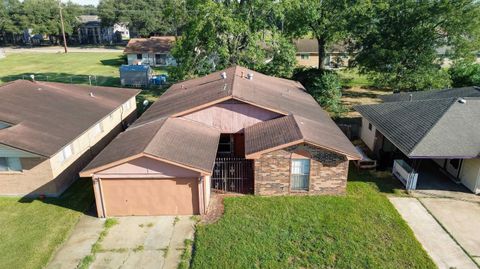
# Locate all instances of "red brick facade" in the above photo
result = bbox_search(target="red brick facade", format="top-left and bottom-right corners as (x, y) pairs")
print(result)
(254, 143), (349, 195)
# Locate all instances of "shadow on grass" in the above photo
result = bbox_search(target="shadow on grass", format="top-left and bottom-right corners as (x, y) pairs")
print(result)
(348, 166), (407, 195)
(18, 179), (95, 214)
(0, 72), (121, 87)
(100, 55), (126, 67)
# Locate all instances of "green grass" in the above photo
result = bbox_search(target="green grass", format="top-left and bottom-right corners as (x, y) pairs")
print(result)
(0, 179), (94, 269)
(338, 69), (373, 88)
(190, 169), (434, 269)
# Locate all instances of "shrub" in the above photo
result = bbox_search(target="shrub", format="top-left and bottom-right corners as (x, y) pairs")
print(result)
(449, 61), (480, 87)
(293, 68), (346, 117)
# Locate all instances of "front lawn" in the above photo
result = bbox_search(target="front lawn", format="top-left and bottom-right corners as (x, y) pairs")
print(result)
(0, 179), (94, 269)
(191, 170), (435, 268)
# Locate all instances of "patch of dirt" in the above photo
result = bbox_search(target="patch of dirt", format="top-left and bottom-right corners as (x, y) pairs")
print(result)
(201, 191), (244, 224)
(342, 86), (392, 117)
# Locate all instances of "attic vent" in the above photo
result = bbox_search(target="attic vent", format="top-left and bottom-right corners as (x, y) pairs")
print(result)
(221, 72), (227, 80)
(247, 73), (253, 80)
(458, 98), (467, 104)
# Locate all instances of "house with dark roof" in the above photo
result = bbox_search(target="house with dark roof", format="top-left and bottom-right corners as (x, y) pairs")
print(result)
(80, 66), (360, 217)
(124, 36), (177, 67)
(355, 86), (480, 194)
(294, 39), (351, 68)
(0, 80), (139, 197)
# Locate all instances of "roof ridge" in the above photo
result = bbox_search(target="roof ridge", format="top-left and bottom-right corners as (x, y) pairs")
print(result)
(230, 65), (239, 97)
(409, 98), (458, 156)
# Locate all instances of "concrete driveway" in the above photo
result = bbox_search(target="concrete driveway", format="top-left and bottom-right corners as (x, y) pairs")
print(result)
(389, 197), (479, 269)
(48, 215), (195, 269)
(421, 198), (480, 266)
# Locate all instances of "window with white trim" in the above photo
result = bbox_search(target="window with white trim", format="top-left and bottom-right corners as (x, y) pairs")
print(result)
(90, 122), (104, 138)
(291, 159), (310, 191)
(122, 100), (131, 111)
(60, 144), (73, 163)
(0, 157), (22, 172)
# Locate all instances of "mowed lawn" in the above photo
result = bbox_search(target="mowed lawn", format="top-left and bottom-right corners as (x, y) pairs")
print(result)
(192, 170), (435, 269)
(0, 180), (94, 269)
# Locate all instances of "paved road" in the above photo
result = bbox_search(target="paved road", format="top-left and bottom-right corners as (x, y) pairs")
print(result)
(47, 215), (195, 269)
(1, 46), (123, 53)
(389, 197), (478, 269)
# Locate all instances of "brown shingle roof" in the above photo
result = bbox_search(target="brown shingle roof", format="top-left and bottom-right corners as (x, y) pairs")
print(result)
(0, 80), (139, 157)
(82, 65), (359, 175)
(82, 117), (220, 175)
(245, 114), (360, 159)
(123, 36), (175, 54)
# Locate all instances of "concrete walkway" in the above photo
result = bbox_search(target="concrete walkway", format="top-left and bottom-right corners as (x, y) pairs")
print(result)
(389, 197), (478, 269)
(47, 215), (195, 269)
(47, 215), (105, 269)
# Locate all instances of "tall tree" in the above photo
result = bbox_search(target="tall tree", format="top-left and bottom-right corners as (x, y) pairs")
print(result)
(171, 0), (296, 80)
(354, 0), (480, 91)
(282, 0), (366, 69)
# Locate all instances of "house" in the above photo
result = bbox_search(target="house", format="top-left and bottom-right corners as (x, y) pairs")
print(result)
(0, 80), (139, 197)
(80, 66), (360, 217)
(355, 86), (480, 193)
(77, 15), (129, 44)
(294, 39), (351, 68)
(124, 36), (177, 67)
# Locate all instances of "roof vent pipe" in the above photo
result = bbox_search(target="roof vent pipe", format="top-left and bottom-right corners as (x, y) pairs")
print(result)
(30, 74), (35, 82)
(221, 72), (227, 80)
(409, 94), (413, 101)
(247, 73), (253, 80)
(458, 98), (467, 104)
(89, 92), (95, 97)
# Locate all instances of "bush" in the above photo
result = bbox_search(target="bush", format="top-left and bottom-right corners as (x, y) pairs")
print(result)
(292, 68), (346, 117)
(449, 61), (480, 87)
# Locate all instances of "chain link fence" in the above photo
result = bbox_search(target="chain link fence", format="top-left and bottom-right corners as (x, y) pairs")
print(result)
(0, 74), (121, 87)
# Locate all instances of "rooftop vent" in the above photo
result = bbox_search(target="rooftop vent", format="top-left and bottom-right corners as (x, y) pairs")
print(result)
(247, 73), (253, 80)
(409, 94), (413, 101)
(221, 72), (227, 80)
(458, 98), (467, 104)
(30, 74), (35, 82)
(89, 92), (95, 97)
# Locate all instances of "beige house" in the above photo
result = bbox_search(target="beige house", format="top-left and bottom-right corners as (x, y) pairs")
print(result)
(124, 36), (177, 67)
(0, 80), (139, 197)
(294, 39), (351, 68)
(356, 87), (480, 194)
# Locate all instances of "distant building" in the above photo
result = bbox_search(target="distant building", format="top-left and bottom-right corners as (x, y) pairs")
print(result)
(76, 15), (130, 45)
(294, 39), (351, 68)
(124, 36), (177, 67)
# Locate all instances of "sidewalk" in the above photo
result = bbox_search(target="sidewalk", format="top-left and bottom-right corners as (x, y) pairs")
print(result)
(389, 197), (478, 269)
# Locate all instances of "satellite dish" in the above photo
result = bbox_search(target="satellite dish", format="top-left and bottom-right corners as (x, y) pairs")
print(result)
(142, 100), (149, 107)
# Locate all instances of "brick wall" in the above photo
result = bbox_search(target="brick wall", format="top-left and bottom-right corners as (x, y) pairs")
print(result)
(254, 143), (348, 196)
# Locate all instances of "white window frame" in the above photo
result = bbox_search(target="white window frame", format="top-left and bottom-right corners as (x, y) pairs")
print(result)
(90, 122), (104, 139)
(60, 144), (74, 163)
(290, 159), (310, 191)
(122, 100), (131, 111)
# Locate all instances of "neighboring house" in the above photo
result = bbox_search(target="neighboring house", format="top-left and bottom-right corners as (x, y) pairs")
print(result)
(294, 39), (351, 68)
(0, 80), (139, 197)
(77, 15), (130, 44)
(355, 86), (480, 193)
(124, 36), (177, 67)
(80, 66), (360, 217)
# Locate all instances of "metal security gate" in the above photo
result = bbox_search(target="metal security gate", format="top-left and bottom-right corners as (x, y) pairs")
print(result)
(212, 158), (254, 194)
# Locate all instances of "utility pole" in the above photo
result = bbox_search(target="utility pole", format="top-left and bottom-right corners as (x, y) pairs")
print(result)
(59, 1), (68, 53)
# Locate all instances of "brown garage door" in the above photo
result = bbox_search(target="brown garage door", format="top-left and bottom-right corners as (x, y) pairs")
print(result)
(101, 178), (200, 216)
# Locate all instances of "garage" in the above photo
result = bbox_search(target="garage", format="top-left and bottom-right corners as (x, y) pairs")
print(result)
(100, 178), (200, 216)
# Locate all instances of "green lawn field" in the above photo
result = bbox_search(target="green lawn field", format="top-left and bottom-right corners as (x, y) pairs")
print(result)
(0, 180), (94, 269)
(191, 169), (434, 269)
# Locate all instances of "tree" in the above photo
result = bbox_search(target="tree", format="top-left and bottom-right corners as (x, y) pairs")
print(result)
(449, 60), (480, 87)
(354, 0), (480, 91)
(170, 0), (296, 80)
(282, 0), (367, 69)
(98, 0), (187, 37)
